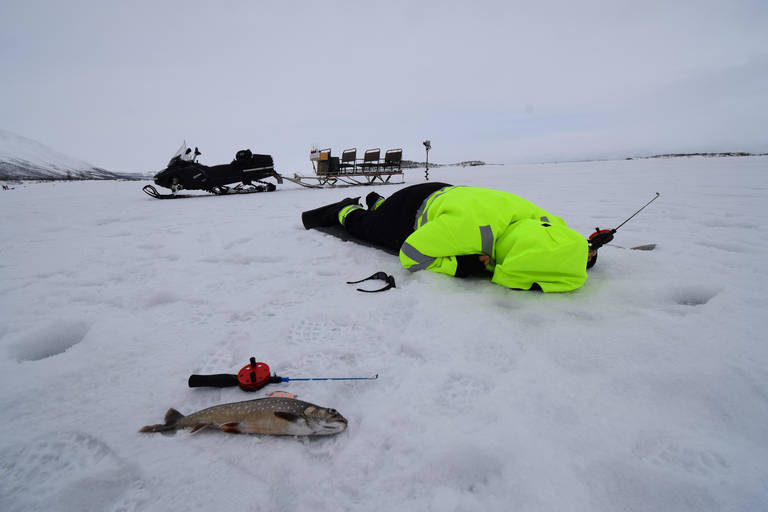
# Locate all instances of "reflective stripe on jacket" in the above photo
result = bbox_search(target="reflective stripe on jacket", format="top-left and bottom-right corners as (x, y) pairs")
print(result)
(398, 186), (588, 292)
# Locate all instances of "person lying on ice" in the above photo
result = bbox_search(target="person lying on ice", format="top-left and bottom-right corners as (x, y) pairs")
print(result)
(302, 182), (597, 292)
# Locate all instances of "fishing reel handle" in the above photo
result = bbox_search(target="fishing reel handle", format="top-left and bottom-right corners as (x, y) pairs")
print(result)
(187, 373), (282, 390)
(188, 373), (239, 388)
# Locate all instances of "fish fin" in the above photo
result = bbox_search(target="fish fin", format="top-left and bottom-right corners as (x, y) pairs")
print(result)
(189, 423), (213, 434)
(139, 407), (185, 433)
(164, 408), (185, 424)
(219, 422), (242, 434)
(268, 391), (297, 399)
(274, 412), (302, 422)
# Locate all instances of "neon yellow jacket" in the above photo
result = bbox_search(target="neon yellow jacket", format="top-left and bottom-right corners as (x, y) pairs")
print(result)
(399, 186), (588, 292)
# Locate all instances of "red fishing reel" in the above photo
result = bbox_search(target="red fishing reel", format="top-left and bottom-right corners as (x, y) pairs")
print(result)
(588, 228), (615, 250)
(237, 358), (272, 390)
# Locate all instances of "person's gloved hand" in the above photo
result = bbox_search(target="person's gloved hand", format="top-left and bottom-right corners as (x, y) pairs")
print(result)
(588, 229), (615, 250)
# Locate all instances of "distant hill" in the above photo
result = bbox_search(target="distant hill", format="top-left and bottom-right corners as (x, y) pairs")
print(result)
(627, 152), (767, 160)
(401, 160), (490, 169)
(0, 129), (141, 181)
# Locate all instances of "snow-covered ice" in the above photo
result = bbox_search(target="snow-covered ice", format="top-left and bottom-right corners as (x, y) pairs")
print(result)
(1, 156), (767, 511)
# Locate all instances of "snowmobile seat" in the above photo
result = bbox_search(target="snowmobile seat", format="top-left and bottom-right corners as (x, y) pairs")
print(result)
(236, 149), (253, 162)
(249, 154), (275, 171)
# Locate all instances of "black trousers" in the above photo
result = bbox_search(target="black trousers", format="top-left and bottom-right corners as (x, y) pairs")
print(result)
(344, 182), (451, 252)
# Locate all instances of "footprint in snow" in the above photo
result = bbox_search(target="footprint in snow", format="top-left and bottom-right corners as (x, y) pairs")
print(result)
(0, 431), (146, 511)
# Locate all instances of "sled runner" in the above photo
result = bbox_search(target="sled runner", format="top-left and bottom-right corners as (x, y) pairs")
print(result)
(143, 142), (283, 198)
(290, 147), (405, 188)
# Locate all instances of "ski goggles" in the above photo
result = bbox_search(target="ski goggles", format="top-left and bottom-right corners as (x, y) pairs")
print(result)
(347, 271), (396, 293)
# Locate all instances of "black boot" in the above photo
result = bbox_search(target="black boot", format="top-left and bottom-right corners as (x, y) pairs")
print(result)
(302, 197), (360, 230)
(365, 192), (383, 210)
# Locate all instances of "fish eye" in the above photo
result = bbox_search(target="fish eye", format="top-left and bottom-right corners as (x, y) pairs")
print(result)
(328, 409), (337, 415)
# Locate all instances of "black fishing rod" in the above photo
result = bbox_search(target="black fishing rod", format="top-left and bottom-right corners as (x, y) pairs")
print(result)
(588, 192), (660, 250)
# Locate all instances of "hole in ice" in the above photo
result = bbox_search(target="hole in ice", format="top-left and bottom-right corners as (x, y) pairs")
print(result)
(6, 320), (91, 361)
(670, 287), (718, 307)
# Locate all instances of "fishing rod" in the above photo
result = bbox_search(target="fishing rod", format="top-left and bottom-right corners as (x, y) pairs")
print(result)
(588, 192), (660, 250)
(188, 357), (378, 392)
(280, 375), (379, 382)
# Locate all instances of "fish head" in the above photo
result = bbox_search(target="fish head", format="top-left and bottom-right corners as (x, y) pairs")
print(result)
(303, 405), (348, 435)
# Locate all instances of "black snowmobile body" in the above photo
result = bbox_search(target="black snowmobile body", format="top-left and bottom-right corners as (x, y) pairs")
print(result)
(144, 142), (283, 198)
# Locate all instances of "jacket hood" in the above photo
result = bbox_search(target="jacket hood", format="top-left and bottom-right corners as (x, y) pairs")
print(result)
(492, 218), (588, 292)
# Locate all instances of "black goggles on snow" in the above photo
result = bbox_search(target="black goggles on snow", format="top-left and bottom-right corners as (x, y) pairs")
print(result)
(346, 271), (396, 293)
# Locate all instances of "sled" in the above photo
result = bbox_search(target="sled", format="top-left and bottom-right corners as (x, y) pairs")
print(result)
(289, 147), (405, 188)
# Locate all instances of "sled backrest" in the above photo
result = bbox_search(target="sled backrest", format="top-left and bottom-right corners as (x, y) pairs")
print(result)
(363, 148), (380, 164)
(341, 148), (357, 164)
(359, 148), (380, 171)
(383, 149), (402, 172)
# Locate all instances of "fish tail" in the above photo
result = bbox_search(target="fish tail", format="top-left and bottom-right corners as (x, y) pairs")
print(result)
(139, 408), (185, 433)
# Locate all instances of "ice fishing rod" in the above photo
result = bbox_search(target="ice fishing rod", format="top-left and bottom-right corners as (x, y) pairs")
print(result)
(588, 192), (660, 250)
(188, 357), (378, 392)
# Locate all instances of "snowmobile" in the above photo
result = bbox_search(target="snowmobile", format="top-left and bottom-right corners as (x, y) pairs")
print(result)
(143, 142), (283, 199)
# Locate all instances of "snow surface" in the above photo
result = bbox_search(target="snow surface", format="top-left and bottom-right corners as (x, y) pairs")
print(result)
(1, 157), (767, 511)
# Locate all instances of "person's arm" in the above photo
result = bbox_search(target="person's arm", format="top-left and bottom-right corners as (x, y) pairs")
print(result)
(400, 220), (492, 277)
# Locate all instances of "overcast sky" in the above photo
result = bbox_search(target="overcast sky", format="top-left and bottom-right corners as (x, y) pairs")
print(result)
(1, 0), (766, 172)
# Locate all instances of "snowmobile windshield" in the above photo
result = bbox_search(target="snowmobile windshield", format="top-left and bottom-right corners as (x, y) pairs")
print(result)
(169, 141), (192, 166)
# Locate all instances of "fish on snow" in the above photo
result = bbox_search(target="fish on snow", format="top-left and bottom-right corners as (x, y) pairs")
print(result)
(139, 397), (347, 436)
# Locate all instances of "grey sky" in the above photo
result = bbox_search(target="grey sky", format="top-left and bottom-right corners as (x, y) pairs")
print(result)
(2, 0), (766, 173)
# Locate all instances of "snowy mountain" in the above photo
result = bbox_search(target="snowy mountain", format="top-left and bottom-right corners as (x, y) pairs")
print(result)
(0, 129), (140, 181)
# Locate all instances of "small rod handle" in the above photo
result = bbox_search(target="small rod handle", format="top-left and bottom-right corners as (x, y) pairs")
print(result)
(188, 373), (239, 388)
